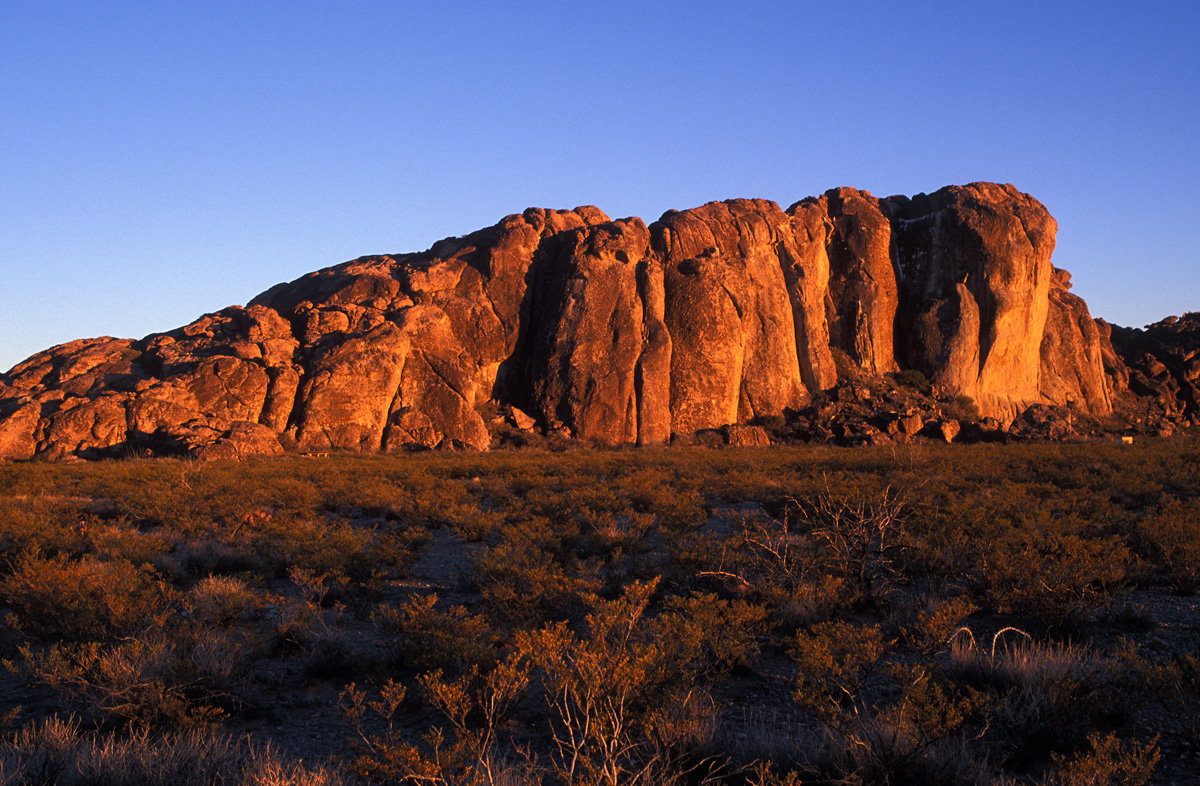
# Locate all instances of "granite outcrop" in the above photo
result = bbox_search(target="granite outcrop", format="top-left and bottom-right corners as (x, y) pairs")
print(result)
(0, 183), (1137, 460)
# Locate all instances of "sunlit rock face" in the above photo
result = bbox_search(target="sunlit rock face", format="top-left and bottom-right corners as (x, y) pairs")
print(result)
(0, 182), (1117, 460)
(888, 182), (1059, 420)
(1039, 268), (1111, 415)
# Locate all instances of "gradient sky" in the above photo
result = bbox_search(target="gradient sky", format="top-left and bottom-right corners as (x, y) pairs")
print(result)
(2, 1), (1198, 373)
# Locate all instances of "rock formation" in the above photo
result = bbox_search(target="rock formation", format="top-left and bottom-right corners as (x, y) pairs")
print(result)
(0, 182), (1131, 460)
(1039, 268), (1111, 415)
(1106, 313), (1200, 434)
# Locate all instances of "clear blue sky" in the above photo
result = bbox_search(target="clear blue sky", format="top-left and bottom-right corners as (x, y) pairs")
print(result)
(2, 1), (1198, 373)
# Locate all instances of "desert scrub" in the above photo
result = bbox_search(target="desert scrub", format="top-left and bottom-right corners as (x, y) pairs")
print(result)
(373, 593), (497, 675)
(341, 656), (537, 786)
(101, 461), (275, 534)
(1137, 495), (1200, 593)
(1, 550), (170, 640)
(794, 488), (911, 605)
(895, 368), (933, 395)
(1048, 732), (1159, 786)
(470, 515), (600, 626)
(897, 595), (978, 655)
(692, 488), (910, 624)
(185, 574), (271, 628)
(789, 621), (990, 783)
(1, 438), (1197, 784)
(83, 521), (175, 568)
(977, 522), (1131, 629)
(0, 497), (94, 559)
(654, 593), (769, 681)
(11, 621), (254, 729)
(790, 620), (891, 725)
(239, 512), (427, 581)
(515, 578), (718, 786)
(691, 504), (849, 627)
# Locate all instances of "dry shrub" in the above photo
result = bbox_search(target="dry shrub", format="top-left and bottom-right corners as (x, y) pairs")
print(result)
(440, 504), (506, 542)
(174, 537), (257, 579)
(1049, 732), (1159, 786)
(1138, 496), (1200, 594)
(516, 579), (721, 786)
(696, 506), (846, 627)
(14, 624), (253, 729)
(796, 488), (910, 605)
(790, 620), (890, 724)
(244, 515), (397, 580)
(86, 522), (175, 569)
(770, 575), (847, 630)
(898, 595), (978, 655)
(186, 575), (269, 628)
(698, 488), (908, 627)
(789, 622), (992, 784)
(622, 468), (707, 531)
(374, 593), (495, 675)
(472, 535), (599, 626)
(980, 528), (1130, 629)
(1, 551), (169, 640)
(267, 569), (344, 655)
(580, 507), (656, 551)
(340, 659), (538, 786)
(108, 462), (264, 534)
(792, 715), (988, 786)
(0, 498), (90, 560)
(655, 593), (769, 680)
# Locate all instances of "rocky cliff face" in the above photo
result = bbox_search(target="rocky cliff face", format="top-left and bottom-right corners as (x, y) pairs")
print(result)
(0, 183), (1124, 460)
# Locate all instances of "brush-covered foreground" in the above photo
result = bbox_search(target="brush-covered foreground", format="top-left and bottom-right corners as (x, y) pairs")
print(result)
(2, 439), (1199, 785)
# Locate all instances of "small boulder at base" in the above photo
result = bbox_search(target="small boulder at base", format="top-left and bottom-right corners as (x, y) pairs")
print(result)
(899, 413), (924, 436)
(723, 424), (772, 447)
(507, 406), (536, 431)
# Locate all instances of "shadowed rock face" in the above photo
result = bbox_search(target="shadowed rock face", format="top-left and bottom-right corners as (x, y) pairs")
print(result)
(0, 183), (1119, 460)
(1107, 313), (1200, 428)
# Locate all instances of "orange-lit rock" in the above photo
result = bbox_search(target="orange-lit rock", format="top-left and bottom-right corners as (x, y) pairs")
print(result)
(0, 183), (1128, 459)
(892, 183), (1058, 420)
(1039, 268), (1112, 414)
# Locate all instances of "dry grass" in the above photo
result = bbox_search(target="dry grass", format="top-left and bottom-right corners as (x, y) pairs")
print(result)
(0, 717), (346, 786)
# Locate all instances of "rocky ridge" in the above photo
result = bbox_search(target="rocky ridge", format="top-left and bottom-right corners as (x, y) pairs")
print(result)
(0, 182), (1159, 461)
